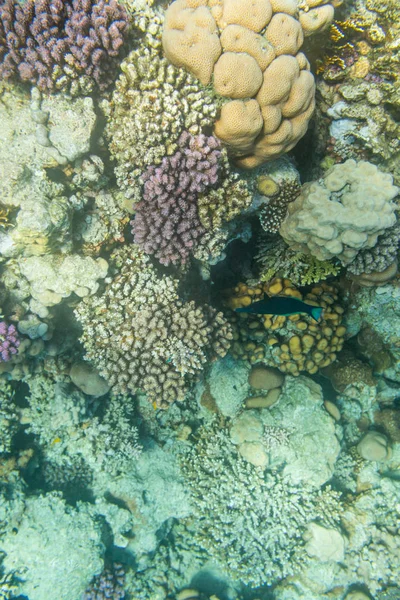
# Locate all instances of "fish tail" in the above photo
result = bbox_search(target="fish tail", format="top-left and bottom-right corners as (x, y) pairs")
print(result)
(311, 307), (323, 322)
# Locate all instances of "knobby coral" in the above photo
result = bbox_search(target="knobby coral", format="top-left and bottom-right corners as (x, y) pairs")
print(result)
(226, 278), (345, 375)
(162, 0), (335, 166)
(280, 159), (398, 265)
(0, 0), (129, 95)
(132, 131), (223, 266)
(75, 246), (232, 407)
(103, 45), (217, 198)
(83, 562), (126, 600)
(0, 321), (20, 362)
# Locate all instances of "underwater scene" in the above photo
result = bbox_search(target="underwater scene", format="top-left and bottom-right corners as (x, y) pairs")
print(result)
(0, 0), (399, 598)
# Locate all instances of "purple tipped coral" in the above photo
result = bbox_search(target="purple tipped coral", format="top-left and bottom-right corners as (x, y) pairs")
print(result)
(0, 321), (20, 362)
(0, 0), (129, 94)
(132, 131), (223, 266)
(83, 563), (126, 600)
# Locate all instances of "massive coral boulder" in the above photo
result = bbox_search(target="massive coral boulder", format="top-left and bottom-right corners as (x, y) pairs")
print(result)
(162, 0), (335, 166)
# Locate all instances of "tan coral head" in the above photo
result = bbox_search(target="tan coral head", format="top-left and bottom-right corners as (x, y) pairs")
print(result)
(162, 0), (334, 167)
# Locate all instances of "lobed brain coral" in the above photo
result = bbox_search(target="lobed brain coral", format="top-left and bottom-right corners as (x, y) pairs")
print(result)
(162, 0), (335, 167)
(226, 278), (345, 375)
(280, 159), (399, 265)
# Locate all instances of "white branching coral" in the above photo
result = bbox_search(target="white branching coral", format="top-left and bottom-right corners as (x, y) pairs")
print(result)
(179, 419), (342, 587)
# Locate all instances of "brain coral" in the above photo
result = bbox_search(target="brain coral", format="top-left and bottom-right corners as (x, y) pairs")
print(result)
(279, 159), (399, 265)
(75, 246), (232, 407)
(162, 0), (335, 167)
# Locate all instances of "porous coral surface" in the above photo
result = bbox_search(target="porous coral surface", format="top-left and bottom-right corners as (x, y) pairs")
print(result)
(162, 0), (335, 166)
(0, 0), (130, 95)
(75, 246), (232, 406)
(226, 278), (346, 375)
(280, 159), (398, 264)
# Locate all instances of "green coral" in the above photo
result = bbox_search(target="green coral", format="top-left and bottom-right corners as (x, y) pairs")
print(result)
(256, 236), (341, 286)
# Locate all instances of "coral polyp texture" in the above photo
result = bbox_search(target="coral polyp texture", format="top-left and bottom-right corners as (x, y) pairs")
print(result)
(131, 131), (223, 266)
(103, 45), (217, 198)
(162, 0), (335, 167)
(75, 246), (232, 407)
(0, 321), (20, 362)
(0, 0), (129, 95)
(226, 278), (345, 375)
(83, 563), (126, 600)
(280, 159), (399, 265)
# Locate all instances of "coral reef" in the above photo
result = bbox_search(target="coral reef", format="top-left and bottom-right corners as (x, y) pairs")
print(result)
(346, 218), (400, 277)
(132, 132), (223, 266)
(103, 44), (217, 199)
(179, 417), (341, 587)
(0, 380), (20, 454)
(226, 278), (346, 375)
(1, 491), (104, 600)
(75, 246), (232, 407)
(280, 159), (398, 265)
(0, 0), (129, 95)
(162, 0), (335, 166)
(316, 0), (400, 182)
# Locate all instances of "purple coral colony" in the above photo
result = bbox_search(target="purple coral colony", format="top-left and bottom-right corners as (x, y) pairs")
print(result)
(132, 132), (222, 266)
(0, 0), (129, 91)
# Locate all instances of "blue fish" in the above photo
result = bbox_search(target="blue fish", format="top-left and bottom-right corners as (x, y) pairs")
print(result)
(235, 295), (323, 322)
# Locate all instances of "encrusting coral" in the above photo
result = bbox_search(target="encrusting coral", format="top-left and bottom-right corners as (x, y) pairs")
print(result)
(225, 278), (346, 375)
(0, 0), (130, 95)
(162, 0), (336, 167)
(75, 246), (232, 407)
(280, 159), (399, 265)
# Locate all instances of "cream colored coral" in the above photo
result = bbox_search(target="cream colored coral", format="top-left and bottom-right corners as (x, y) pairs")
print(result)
(213, 52), (263, 97)
(162, 0), (221, 84)
(162, 0), (335, 166)
(257, 55), (300, 105)
(210, 0), (273, 32)
(265, 13), (304, 55)
(299, 3), (334, 36)
(220, 24), (275, 71)
(214, 99), (263, 152)
(279, 160), (399, 265)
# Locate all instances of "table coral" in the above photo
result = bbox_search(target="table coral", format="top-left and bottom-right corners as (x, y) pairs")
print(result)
(0, 0), (129, 95)
(280, 159), (398, 265)
(75, 246), (232, 407)
(226, 278), (345, 375)
(162, 0), (335, 166)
